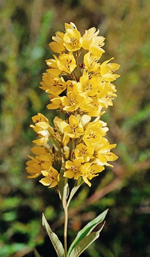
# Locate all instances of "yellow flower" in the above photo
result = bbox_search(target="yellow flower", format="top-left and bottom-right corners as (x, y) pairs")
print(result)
(84, 52), (100, 72)
(53, 116), (68, 134)
(83, 120), (108, 147)
(93, 137), (118, 166)
(77, 99), (102, 117)
(60, 81), (84, 112)
(81, 27), (105, 56)
(80, 73), (101, 97)
(40, 166), (59, 188)
(81, 27), (99, 50)
(53, 116), (70, 146)
(83, 96), (102, 117)
(63, 22), (81, 51)
(40, 73), (66, 97)
(63, 115), (84, 138)
(97, 82), (117, 108)
(66, 80), (83, 94)
(30, 113), (53, 146)
(64, 160), (104, 187)
(49, 31), (65, 53)
(26, 146), (52, 178)
(47, 96), (63, 110)
(74, 143), (94, 162)
(26, 156), (43, 178)
(55, 52), (77, 74)
(100, 59), (120, 82)
(46, 59), (61, 77)
(61, 92), (88, 112)
(89, 36), (105, 56)
(80, 163), (104, 187)
(60, 80), (93, 115)
(31, 113), (48, 124)
(64, 159), (82, 180)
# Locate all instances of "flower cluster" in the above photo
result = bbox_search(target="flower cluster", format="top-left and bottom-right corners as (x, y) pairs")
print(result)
(26, 22), (119, 187)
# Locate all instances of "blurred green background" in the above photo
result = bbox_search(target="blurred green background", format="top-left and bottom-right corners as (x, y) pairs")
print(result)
(0, 0), (150, 256)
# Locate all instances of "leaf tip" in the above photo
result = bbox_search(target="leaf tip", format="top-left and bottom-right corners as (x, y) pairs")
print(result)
(42, 213), (46, 227)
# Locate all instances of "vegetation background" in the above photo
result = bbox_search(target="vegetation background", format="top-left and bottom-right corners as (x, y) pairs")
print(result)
(0, 0), (150, 256)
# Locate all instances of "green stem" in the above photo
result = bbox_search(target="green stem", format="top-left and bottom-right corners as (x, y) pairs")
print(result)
(69, 138), (74, 160)
(76, 50), (80, 78)
(61, 175), (69, 257)
(63, 202), (68, 257)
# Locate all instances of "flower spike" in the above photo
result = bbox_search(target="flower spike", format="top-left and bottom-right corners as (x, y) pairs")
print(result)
(26, 22), (119, 187)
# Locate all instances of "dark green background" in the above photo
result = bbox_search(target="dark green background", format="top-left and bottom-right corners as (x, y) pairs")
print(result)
(0, 0), (150, 256)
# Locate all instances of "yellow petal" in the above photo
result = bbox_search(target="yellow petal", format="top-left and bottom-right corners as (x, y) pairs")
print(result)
(39, 177), (50, 186)
(64, 170), (74, 178)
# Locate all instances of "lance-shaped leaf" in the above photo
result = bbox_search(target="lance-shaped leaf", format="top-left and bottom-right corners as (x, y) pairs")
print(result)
(34, 248), (42, 257)
(67, 178), (83, 207)
(67, 209), (108, 257)
(67, 184), (81, 207)
(42, 213), (65, 257)
(69, 223), (105, 257)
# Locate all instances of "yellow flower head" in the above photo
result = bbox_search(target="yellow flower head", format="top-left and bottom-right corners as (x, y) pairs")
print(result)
(27, 22), (119, 188)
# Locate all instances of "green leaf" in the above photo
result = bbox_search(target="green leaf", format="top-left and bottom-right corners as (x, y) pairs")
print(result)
(42, 214), (64, 257)
(34, 248), (42, 257)
(69, 224), (105, 257)
(67, 183), (82, 207)
(67, 184), (81, 207)
(67, 209), (108, 257)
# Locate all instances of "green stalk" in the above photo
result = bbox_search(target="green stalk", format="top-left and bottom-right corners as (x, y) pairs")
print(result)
(63, 202), (68, 257)
(69, 138), (74, 160)
(76, 50), (80, 79)
(60, 174), (69, 257)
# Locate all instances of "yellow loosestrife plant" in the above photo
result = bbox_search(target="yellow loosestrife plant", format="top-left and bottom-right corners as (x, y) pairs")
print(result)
(26, 22), (120, 257)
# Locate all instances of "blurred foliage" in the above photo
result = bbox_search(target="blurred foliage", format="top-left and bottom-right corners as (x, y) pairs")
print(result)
(0, 0), (150, 256)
